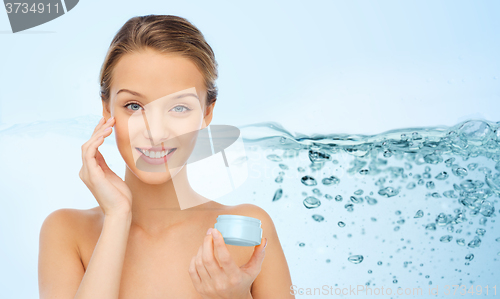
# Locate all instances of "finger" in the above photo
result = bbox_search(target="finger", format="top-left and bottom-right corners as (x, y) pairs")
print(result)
(241, 237), (267, 276)
(195, 245), (211, 282)
(85, 124), (114, 171)
(82, 117), (114, 161)
(188, 256), (201, 285)
(92, 117), (106, 135)
(202, 231), (223, 278)
(95, 148), (112, 173)
(211, 228), (239, 274)
(85, 134), (107, 171)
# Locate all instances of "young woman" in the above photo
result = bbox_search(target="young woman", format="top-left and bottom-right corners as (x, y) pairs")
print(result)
(38, 15), (294, 299)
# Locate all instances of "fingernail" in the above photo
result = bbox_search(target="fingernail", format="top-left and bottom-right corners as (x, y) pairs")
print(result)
(104, 127), (112, 132)
(100, 117), (105, 123)
(264, 238), (268, 248)
(206, 227), (213, 235)
(212, 228), (220, 238)
(106, 117), (114, 123)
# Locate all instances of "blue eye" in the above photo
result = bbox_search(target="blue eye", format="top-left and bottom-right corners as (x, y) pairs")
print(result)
(124, 103), (143, 111)
(124, 102), (192, 113)
(172, 105), (191, 113)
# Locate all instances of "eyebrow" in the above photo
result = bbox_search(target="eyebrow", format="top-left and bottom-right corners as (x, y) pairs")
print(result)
(116, 89), (199, 100)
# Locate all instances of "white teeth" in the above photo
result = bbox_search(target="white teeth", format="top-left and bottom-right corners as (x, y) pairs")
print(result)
(138, 148), (175, 158)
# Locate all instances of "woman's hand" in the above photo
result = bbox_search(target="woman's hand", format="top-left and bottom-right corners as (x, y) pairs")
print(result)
(79, 116), (133, 216)
(189, 228), (267, 299)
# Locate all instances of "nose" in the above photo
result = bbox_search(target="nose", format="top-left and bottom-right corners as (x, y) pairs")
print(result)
(142, 109), (172, 146)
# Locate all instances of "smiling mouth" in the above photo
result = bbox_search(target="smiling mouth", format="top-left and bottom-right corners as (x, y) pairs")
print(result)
(136, 147), (177, 158)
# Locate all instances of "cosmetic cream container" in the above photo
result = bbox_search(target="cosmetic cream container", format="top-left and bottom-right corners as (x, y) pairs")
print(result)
(214, 215), (262, 246)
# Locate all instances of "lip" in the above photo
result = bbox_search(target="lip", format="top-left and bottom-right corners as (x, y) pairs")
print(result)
(136, 147), (177, 165)
(137, 146), (176, 151)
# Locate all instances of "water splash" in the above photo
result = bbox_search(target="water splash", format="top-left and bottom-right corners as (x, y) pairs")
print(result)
(240, 119), (499, 288)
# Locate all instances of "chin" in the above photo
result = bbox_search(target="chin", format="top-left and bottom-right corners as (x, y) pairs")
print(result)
(131, 165), (184, 184)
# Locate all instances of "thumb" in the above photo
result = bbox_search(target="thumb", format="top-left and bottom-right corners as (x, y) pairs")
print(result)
(95, 149), (112, 172)
(241, 238), (267, 276)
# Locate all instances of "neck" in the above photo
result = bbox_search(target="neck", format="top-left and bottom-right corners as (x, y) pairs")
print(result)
(124, 164), (211, 235)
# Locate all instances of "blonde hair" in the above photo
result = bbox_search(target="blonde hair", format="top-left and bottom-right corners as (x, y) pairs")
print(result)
(99, 14), (218, 108)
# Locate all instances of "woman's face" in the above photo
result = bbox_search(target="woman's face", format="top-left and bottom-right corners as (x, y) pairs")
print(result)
(103, 48), (214, 184)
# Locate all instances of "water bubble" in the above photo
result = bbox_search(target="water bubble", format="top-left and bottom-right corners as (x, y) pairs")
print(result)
(365, 196), (378, 205)
(344, 203), (354, 212)
(299, 243), (305, 247)
(368, 270), (372, 274)
(435, 171), (449, 180)
(335, 195), (343, 202)
(436, 213), (448, 226)
(303, 196), (321, 209)
(338, 221), (346, 227)
(467, 236), (481, 248)
(326, 259), (331, 263)
(348, 255), (364, 264)
(452, 166), (468, 178)
(440, 235), (453, 243)
(378, 187), (400, 197)
(322, 175), (340, 186)
(456, 238), (466, 246)
(266, 154), (282, 162)
(359, 169), (369, 175)
(309, 149), (331, 163)
(272, 188), (283, 202)
(424, 153), (443, 164)
(297, 167), (306, 172)
(407, 182), (416, 189)
(443, 190), (458, 198)
(458, 120), (492, 144)
(465, 253), (474, 261)
(475, 228), (486, 236)
(279, 163), (289, 170)
(324, 194), (333, 200)
(479, 201), (495, 217)
(350, 196), (364, 204)
(301, 175), (317, 186)
(426, 181), (435, 189)
(425, 223), (437, 231)
(354, 189), (364, 195)
(445, 158), (456, 166)
(377, 261), (382, 265)
(467, 163), (478, 171)
(312, 214), (324, 222)
(414, 210), (424, 218)
(431, 192), (441, 198)
(275, 175), (283, 183)
(394, 226), (400, 231)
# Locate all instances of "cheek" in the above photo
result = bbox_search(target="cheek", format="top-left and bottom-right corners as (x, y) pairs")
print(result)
(114, 124), (133, 156)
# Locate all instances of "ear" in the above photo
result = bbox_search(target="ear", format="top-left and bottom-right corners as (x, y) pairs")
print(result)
(202, 100), (216, 128)
(102, 99), (112, 119)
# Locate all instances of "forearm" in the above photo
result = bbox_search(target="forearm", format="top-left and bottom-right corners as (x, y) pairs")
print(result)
(74, 212), (132, 299)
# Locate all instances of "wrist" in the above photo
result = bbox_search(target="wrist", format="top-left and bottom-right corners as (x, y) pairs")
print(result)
(105, 211), (132, 222)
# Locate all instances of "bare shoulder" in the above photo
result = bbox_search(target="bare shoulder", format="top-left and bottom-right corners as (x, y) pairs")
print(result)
(209, 203), (279, 246)
(222, 203), (278, 239)
(39, 207), (102, 298)
(40, 207), (103, 253)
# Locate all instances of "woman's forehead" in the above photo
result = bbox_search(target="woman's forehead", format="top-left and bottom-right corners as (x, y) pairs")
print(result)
(110, 50), (206, 99)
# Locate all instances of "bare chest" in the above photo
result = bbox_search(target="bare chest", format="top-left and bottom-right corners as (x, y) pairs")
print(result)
(79, 221), (254, 298)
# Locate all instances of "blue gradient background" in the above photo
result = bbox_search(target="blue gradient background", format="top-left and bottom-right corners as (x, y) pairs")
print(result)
(0, 0), (499, 298)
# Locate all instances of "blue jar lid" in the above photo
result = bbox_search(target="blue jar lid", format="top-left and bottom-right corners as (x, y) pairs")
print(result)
(214, 214), (262, 246)
(216, 214), (261, 225)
